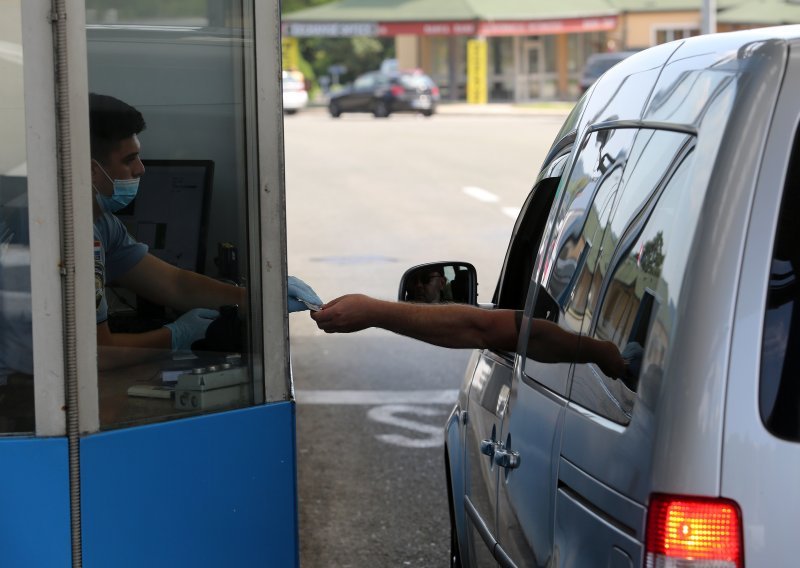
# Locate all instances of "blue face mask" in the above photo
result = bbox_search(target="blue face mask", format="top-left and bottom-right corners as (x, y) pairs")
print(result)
(93, 160), (140, 213)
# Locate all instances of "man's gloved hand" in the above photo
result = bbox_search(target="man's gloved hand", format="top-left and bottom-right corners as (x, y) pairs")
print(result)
(164, 308), (220, 351)
(288, 275), (323, 313)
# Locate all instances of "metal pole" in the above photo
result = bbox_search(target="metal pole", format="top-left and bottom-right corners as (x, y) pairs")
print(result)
(702, 0), (717, 35)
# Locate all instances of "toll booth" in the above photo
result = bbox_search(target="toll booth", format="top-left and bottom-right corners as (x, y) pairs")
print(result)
(0, 1), (297, 565)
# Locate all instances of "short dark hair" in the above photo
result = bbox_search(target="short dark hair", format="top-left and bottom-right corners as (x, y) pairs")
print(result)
(89, 93), (146, 163)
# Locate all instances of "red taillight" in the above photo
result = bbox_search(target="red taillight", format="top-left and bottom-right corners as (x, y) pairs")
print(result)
(431, 86), (439, 97)
(390, 85), (404, 97)
(646, 494), (743, 568)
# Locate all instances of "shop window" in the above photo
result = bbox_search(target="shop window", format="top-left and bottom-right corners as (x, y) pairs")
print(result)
(655, 27), (700, 45)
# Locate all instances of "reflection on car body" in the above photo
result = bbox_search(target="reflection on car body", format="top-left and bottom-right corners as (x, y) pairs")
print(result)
(440, 26), (800, 568)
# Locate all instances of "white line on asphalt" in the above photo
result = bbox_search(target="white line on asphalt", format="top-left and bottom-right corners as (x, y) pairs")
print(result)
(295, 389), (458, 405)
(462, 186), (499, 203)
(502, 206), (521, 219)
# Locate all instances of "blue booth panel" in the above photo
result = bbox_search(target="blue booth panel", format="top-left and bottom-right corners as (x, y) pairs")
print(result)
(81, 402), (298, 567)
(0, 436), (72, 567)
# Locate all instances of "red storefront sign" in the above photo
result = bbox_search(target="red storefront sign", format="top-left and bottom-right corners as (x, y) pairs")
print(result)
(479, 17), (617, 36)
(284, 16), (618, 38)
(376, 17), (616, 37)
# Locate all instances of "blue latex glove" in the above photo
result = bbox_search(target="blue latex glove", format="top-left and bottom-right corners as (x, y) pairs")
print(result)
(164, 308), (220, 351)
(288, 275), (323, 313)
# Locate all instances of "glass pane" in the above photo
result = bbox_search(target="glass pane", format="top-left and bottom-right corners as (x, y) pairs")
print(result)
(0, 0), (34, 434)
(543, 128), (637, 316)
(761, 132), (800, 440)
(572, 137), (698, 424)
(86, 0), (263, 428)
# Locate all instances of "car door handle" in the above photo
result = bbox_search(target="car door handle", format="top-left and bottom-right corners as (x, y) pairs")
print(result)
(493, 447), (521, 469)
(479, 439), (498, 458)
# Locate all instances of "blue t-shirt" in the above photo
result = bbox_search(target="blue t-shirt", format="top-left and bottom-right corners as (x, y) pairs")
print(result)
(94, 213), (148, 324)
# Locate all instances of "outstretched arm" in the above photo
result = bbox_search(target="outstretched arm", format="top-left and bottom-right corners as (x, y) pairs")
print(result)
(312, 294), (627, 379)
(311, 294), (519, 350)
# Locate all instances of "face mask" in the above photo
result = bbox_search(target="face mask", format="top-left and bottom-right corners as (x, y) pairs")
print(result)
(93, 160), (140, 213)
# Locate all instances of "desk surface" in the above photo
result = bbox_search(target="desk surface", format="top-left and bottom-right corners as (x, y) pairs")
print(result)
(99, 356), (252, 429)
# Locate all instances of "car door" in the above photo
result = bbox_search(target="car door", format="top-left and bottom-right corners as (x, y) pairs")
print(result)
(493, 127), (637, 567)
(460, 147), (568, 566)
(555, 128), (698, 567)
(347, 72), (377, 111)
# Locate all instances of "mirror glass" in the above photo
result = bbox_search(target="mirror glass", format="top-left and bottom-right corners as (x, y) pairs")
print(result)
(399, 263), (476, 305)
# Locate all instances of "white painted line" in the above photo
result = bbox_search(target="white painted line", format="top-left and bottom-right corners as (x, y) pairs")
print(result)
(502, 206), (521, 219)
(295, 389), (458, 405)
(462, 186), (499, 203)
(368, 405), (448, 448)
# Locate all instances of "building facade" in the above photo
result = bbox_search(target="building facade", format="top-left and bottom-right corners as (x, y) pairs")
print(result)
(283, 0), (800, 101)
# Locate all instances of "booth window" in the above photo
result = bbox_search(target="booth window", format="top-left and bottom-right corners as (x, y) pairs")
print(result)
(86, 1), (264, 428)
(0, 0), (34, 434)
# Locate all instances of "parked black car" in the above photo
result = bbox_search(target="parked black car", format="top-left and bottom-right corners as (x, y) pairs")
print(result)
(328, 69), (440, 118)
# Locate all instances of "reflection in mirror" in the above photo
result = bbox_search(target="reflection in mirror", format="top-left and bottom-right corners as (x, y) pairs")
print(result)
(398, 262), (477, 305)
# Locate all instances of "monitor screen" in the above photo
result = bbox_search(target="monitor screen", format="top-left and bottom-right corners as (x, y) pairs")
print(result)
(116, 159), (213, 273)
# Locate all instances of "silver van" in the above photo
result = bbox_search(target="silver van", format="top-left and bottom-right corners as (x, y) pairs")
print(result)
(440, 26), (800, 567)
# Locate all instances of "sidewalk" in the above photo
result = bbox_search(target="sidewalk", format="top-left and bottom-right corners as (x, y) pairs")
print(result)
(436, 101), (574, 117)
(306, 99), (574, 117)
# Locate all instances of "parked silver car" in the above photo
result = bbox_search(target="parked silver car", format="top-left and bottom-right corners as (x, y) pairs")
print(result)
(435, 26), (800, 567)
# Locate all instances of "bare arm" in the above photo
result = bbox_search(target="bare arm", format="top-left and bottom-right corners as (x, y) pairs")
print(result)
(96, 321), (171, 371)
(311, 294), (519, 350)
(116, 254), (246, 312)
(527, 318), (627, 378)
(312, 294), (628, 378)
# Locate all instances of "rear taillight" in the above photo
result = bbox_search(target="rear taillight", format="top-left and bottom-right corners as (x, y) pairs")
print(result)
(646, 494), (743, 568)
(390, 85), (404, 97)
(431, 86), (439, 97)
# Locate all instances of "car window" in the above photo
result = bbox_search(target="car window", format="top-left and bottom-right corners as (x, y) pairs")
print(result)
(354, 74), (375, 89)
(542, 128), (636, 320)
(570, 133), (697, 424)
(522, 129), (635, 393)
(760, 129), (800, 441)
(494, 152), (568, 311)
(399, 74), (434, 89)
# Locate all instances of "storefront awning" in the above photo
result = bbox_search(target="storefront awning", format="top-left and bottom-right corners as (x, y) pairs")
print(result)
(283, 0), (620, 37)
(285, 16), (618, 37)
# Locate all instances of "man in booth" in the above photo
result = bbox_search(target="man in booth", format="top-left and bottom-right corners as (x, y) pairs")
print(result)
(90, 93), (319, 369)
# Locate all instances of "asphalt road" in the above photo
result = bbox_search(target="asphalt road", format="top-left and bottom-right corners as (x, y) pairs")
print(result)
(285, 109), (567, 567)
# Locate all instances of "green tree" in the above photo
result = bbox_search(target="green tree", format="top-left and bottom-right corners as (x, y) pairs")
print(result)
(638, 232), (665, 278)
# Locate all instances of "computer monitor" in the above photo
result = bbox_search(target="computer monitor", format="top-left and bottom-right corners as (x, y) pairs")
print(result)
(116, 159), (213, 274)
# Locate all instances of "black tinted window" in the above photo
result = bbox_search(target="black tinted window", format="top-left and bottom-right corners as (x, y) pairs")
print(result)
(761, 133), (800, 440)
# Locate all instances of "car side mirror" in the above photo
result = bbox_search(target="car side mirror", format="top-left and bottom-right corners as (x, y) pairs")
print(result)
(398, 262), (477, 305)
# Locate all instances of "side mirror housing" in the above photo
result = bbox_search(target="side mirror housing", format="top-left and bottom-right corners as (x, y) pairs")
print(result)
(398, 262), (477, 305)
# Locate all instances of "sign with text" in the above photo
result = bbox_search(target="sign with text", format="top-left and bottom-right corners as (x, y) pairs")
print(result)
(466, 39), (487, 105)
(284, 22), (378, 37)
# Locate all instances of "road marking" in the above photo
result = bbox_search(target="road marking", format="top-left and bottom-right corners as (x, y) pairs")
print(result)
(367, 404), (449, 448)
(502, 206), (521, 219)
(462, 186), (499, 203)
(295, 389), (457, 405)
